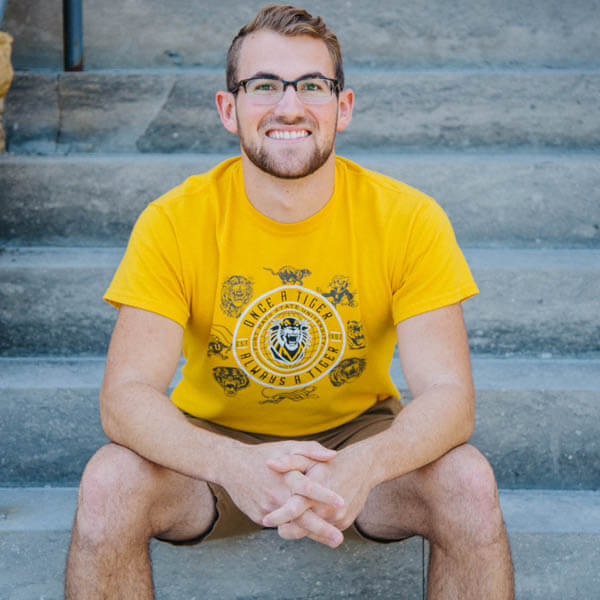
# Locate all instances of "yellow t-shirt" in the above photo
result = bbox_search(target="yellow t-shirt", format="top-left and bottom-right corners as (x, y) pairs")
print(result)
(105, 156), (478, 436)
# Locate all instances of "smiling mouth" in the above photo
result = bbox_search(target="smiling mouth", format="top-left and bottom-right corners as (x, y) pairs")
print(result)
(266, 129), (310, 140)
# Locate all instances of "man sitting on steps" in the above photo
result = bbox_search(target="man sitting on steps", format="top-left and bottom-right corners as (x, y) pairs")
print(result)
(65, 4), (514, 598)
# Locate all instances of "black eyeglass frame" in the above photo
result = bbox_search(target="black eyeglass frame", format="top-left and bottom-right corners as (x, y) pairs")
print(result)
(230, 74), (340, 97)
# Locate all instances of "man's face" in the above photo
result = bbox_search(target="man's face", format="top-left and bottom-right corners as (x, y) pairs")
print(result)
(228, 30), (349, 179)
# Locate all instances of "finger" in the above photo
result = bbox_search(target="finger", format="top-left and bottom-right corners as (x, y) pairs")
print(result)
(278, 515), (343, 548)
(263, 494), (311, 527)
(284, 471), (344, 508)
(290, 441), (337, 462)
(266, 454), (315, 474)
(312, 502), (338, 521)
(295, 509), (344, 548)
(277, 521), (308, 541)
(279, 521), (340, 548)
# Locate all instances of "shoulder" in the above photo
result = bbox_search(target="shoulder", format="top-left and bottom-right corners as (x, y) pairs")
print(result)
(150, 156), (242, 219)
(335, 155), (444, 225)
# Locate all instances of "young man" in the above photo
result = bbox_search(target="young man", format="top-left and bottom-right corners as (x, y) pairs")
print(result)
(65, 5), (514, 598)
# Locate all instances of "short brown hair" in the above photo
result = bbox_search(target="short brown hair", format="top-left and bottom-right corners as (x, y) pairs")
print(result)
(226, 4), (344, 93)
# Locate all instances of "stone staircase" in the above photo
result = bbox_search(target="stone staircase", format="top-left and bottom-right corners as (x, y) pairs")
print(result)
(1, 1), (599, 598)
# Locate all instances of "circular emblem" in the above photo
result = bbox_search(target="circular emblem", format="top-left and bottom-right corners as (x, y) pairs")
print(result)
(233, 286), (346, 389)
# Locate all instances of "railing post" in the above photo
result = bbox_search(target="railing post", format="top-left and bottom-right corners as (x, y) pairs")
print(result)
(0, 0), (8, 25)
(63, 0), (83, 71)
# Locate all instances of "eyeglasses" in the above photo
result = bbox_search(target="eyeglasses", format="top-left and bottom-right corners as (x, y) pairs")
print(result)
(231, 75), (339, 105)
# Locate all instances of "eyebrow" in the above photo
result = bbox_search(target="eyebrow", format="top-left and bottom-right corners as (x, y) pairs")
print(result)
(245, 71), (327, 80)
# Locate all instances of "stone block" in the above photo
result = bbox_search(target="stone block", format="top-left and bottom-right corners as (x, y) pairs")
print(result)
(1, 153), (599, 247)
(5, 70), (600, 153)
(5, 0), (600, 70)
(1, 357), (599, 488)
(1, 247), (599, 356)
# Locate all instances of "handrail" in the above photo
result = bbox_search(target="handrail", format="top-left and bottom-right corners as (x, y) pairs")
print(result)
(0, 0), (8, 25)
(63, 0), (83, 71)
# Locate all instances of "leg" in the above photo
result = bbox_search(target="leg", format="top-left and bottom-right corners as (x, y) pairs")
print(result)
(65, 443), (216, 600)
(355, 444), (514, 600)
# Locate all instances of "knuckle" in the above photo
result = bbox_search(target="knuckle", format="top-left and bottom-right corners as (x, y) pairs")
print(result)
(334, 508), (346, 521)
(299, 479), (313, 496)
(321, 505), (336, 519)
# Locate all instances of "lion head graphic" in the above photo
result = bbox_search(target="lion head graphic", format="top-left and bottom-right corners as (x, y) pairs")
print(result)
(268, 317), (311, 365)
(220, 275), (253, 318)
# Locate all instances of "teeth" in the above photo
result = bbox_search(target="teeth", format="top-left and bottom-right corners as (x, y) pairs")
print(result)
(268, 130), (309, 140)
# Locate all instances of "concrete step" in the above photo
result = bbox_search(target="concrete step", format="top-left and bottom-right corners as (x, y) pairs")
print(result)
(1, 356), (598, 488)
(1, 247), (598, 356)
(1, 488), (598, 599)
(5, 69), (600, 154)
(5, 0), (600, 70)
(1, 152), (599, 248)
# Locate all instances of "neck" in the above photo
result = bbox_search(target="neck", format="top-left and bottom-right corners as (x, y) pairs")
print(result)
(240, 152), (336, 223)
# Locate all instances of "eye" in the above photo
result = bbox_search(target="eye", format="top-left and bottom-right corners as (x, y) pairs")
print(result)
(248, 79), (279, 93)
(299, 79), (328, 93)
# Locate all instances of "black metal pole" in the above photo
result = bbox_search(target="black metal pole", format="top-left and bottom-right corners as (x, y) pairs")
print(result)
(0, 0), (8, 25)
(63, 0), (83, 71)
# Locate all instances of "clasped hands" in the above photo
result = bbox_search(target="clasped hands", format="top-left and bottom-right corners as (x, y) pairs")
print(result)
(253, 441), (373, 548)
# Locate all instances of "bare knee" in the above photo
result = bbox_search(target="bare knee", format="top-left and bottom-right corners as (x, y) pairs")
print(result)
(74, 444), (158, 545)
(421, 445), (504, 546)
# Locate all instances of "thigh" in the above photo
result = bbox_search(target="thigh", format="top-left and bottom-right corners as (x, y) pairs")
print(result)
(354, 444), (493, 542)
(78, 443), (217, 543)
(354, 467), (427, 541)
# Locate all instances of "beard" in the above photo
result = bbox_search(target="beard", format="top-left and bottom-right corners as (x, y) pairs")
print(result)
(237, 115), (336, 180)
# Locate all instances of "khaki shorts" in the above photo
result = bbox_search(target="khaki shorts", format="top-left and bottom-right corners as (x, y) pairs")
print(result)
(164, 397), (403, 545)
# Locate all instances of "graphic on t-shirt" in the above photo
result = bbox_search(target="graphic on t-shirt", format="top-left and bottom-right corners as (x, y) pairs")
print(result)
(320, 275), (357, 307)
(212, 366), (250, 396)
(329, 357), (366, 387)
(220, 275), (254, 318)
(347, 320), (366, 350)
(259, 385), (319, 405)
(207, 324), (233, 360)
(263, 265), (312, 286)
(233, 285), (346, 390)
(268, 317), (310, 365)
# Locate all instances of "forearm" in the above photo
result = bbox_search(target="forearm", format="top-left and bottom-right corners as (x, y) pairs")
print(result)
(348, 383), (474, 488)
(100, 381), (243, 485)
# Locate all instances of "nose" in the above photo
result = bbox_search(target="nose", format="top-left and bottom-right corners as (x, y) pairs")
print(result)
(273, 83), (305, 118)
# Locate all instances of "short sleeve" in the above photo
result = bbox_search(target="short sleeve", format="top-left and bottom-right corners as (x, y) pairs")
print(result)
(391, 200), (478, 324)
(104, 204), (190, 327)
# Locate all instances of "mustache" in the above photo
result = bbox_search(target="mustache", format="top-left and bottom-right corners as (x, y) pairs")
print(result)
(259, 115), (316, 130)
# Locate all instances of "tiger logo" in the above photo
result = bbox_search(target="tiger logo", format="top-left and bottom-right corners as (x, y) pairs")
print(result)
(207, 324), (233, 360)
(212, 367), (250, 396)
(268, 317), (311, 365)
(329, 357), (366, 387)
(260, 386), (319, 405)
(347, 320), (366, 350)
(264, 266), (312, 286)
(220, 275), (253, 318)
(321, 275), (356, 307)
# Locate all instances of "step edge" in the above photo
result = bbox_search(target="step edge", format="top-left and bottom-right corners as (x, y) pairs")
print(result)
(1, 488), (598, 533)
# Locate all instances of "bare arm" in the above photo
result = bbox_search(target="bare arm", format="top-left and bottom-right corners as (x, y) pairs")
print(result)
(352, 301), (475, 486)
(100, 305), (239, 484)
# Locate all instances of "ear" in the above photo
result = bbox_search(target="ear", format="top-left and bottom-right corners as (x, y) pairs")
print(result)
(336, 88), (354, 132)
(216, 91), (239, 134)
